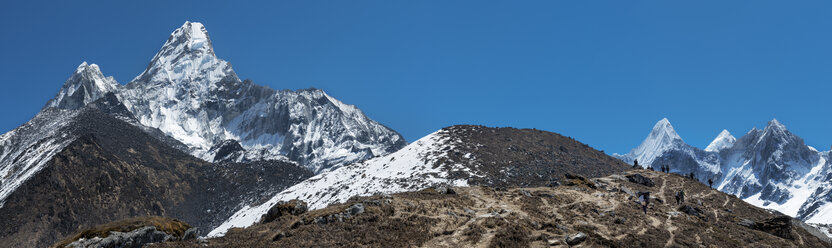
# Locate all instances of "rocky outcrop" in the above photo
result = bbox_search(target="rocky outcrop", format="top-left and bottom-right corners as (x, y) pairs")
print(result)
(66, 226), (175, 248)
(626, 174), (655, 187)
(739, 216), (794, 240)
(565, 232), (587, 245)
(261, 200), (308, 224)
(52, 216), (194, 248)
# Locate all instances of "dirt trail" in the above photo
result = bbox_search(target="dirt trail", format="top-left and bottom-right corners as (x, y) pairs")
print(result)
(659, 177), (668, 197)
(664, 214), (677, 247)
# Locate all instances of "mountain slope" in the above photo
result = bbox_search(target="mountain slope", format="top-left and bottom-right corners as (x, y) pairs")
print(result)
(617, 118), (832, 225)
(210, 125), (631, 236)
(161, 170), (831, 247)
(0, 108), (80, 207)
(0, 104), (312, 248)
(117, 21), (405, 172)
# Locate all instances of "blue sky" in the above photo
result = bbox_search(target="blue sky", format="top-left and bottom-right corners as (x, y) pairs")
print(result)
(1, 1), (831, 154)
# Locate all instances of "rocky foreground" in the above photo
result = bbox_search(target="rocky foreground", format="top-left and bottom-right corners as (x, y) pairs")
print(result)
(59, 170), (832, 247)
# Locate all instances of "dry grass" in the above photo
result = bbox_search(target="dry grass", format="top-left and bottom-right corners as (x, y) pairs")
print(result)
(52, 216), (190, 248)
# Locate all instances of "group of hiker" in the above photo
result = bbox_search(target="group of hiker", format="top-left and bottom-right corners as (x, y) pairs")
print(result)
(637, 189), (686, 215)
(633, 161), (719, 215)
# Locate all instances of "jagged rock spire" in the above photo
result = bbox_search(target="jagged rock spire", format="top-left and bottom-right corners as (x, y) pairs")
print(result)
(131, 21), (238, 86)
(44, 62), (119, 110)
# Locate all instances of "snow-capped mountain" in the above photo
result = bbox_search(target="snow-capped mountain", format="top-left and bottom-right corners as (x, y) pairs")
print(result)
(43, 62), (119, 110)
(209, 125), (632, 237)
(1, 63), (125, 208)
(0, 96), (314, 247)
(613, 118), (683, 167)
(617, 118), (832, 225)
(29, 22), (405, 173)
(613, 118), (721, 182)
(114, 21), (405, 172)
(705, 129), (736, 152)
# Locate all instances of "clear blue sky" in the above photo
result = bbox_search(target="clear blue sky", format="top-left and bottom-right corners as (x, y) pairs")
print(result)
(1, 1), (831, 154)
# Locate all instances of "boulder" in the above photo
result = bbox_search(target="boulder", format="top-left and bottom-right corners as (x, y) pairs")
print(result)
(261, 200), (309, 223)
(565, 232), (587, 245)
(182, 227), (198, 240)
(678, 205), (707, 222)
(626, 174), (655, 187)
(739, 216), (794, 240)
(348, 203), (365, 216)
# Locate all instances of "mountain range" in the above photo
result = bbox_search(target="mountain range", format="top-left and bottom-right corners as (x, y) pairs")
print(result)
(46, 21), (405, 173)
(1, 21), (830, 247)
(0, 21), (404, 247)
(614, 118), (832, 225)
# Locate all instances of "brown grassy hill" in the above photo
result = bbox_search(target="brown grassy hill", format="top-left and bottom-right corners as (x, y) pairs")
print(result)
(155, 169), (831, 247)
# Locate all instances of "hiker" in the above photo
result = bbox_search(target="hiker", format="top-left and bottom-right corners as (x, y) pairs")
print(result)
(638, 192), (650, 214)
(708, 178), (714, 188)
(675, 190), (685, 204)
(634, 159), (639, 168)
(688, 172), (695, 180)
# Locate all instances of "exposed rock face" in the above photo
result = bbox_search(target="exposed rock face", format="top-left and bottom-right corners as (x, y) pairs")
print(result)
(209, 140), (245, 162)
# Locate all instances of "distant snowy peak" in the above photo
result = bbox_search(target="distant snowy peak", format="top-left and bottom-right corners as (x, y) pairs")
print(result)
(44, 62), (119, 110)
(756, 119), (793, 145)
(618, 118), (686, 166)
(705, 130), (736, 152)
(618, 118), (832, 225)
(651, 118), (683, 141)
